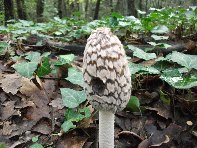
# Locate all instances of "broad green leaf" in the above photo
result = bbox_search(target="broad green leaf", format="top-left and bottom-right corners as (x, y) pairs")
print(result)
(32, 136), (39, 143)
(30, 143), (44, 148)
(41, 52), (51, 58)
(60, 88), (86, 108)
(168, 51), (197, 70)
(13, 62), (38, 78)
(55, 54), (75, 66)
(11, 30), (28, 35)
(151, 35), (169, 40)
(137, 10), (146, 14)
(79, 107), (91, 118)
(54, 31), (62, 35)
(111, 12), (123, 18)
(151, 25), (169, 34)
(19, 20), (34, 26)
(0, 143), (4, 148)
(148, 42), (157, 46)
(65, 108), (85, 121)
(160, 74), (197, 89)
(157, 43), (172, 49)
(62, 107), (91, 133)
(129, 62), (160, 75)
(0, 26), (8, 32)
(25, 52), (41, 62)
(126, 96), (141, 112)
(128, 45), (156, 60)
(109, 16), (119, 27)
(66, 67), (83, 87)
(162, 69), (182, 77)
(148, 42), (172, 49)
(160, 91), (170, 105)
(0, 42), (9, 55)
(36, 57), (51, 77)
(61, 120), (76, 133)
(144, 47), (154, 52)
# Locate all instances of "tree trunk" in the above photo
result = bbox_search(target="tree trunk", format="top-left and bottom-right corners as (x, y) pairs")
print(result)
(138, 0), (142, 18)
(93, 0), (101, 20)
(139, 0), (142, 10)
(110, 0), (113, 12)
(58, 0), (66, 18)
(85, 0), (89, 17)
(16, 0), (27, 20)
(115, 0), (121, 13)
(75, 0), (79, 12)
(4, 0), (14, 24)
(145, 0), (148, 12)
(36, 0), (45, 22)
(192, 0), (197, 5)
(127, 0), (137, 17)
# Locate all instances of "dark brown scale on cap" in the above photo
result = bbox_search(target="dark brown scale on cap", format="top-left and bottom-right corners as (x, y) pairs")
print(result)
(83, 28), (131, 113)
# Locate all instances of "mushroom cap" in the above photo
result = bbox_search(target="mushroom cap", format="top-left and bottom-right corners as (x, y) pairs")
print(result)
(83, 28), (131, 113)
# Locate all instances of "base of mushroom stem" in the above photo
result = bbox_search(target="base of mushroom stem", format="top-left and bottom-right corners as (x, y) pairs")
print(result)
(99, 110), (114, 148)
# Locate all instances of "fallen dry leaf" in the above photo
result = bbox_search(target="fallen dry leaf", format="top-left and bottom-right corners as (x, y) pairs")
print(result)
(19, 77), (40, 96)
(32, 118), (51, 135)
(0, 74), (22, 95)
(1, 101), (16, 120)
(56, 133), (88, 148)
(145, 102), (171, 119)
(49, 98), (64, 109)
(2, 121), (13, 136)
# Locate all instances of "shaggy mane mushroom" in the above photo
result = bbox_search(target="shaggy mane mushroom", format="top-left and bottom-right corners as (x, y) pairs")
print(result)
(83, 28), (131, 148)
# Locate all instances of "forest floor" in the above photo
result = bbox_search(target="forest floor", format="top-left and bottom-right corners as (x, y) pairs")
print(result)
(0, 33), (197, 148)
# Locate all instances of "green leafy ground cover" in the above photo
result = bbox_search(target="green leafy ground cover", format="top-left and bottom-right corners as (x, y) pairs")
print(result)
(0, 6), (196, 147)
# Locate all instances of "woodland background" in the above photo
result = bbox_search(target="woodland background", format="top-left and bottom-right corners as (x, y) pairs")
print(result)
(1, 0), (197, 24)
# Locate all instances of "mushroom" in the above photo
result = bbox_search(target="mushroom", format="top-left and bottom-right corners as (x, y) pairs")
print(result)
(83, 28), (131, 148)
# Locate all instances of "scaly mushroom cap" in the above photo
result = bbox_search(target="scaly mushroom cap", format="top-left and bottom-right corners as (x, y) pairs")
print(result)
(83, 28), (131, 113)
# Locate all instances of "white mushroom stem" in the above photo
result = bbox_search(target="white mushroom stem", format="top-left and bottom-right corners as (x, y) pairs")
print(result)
(99, 110), (114, 148)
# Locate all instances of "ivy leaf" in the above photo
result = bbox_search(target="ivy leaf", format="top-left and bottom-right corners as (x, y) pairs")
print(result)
(60, 88), (86, 108)
(0, 41), (9, 55)
(162, 69), (182, 77)
(61, 120), (76, 133)
(129, 62), (160, 75)
(151, 25), (169, 34)
(55, 54), (75, 66)
(65, 108), (85, 122)
(79, 107), (91, 118)
(160, 74), (197, 89)
(168, 51), (197, 70)
(109, 16), (119, 27)
(66, 67), (83, 87)
(157, 43), (172, 49)
(36, 57), (51, 77)
(126, 96), (141, 112)
(13, 62), (38, 78)
(128, 45), (156, 60)
(111, 12), (123, 18)
(30, 143), (44, 148)
(32, 136), (39, 143)
(160, 91), (171, 105)
(62, 107), (91, 133)
(25, 52), (41, 62)
(65, 107), (90, 121)
(148, 42), (172, 49)
(151, 34), (169, 40)
(0, 143), (4, 148)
